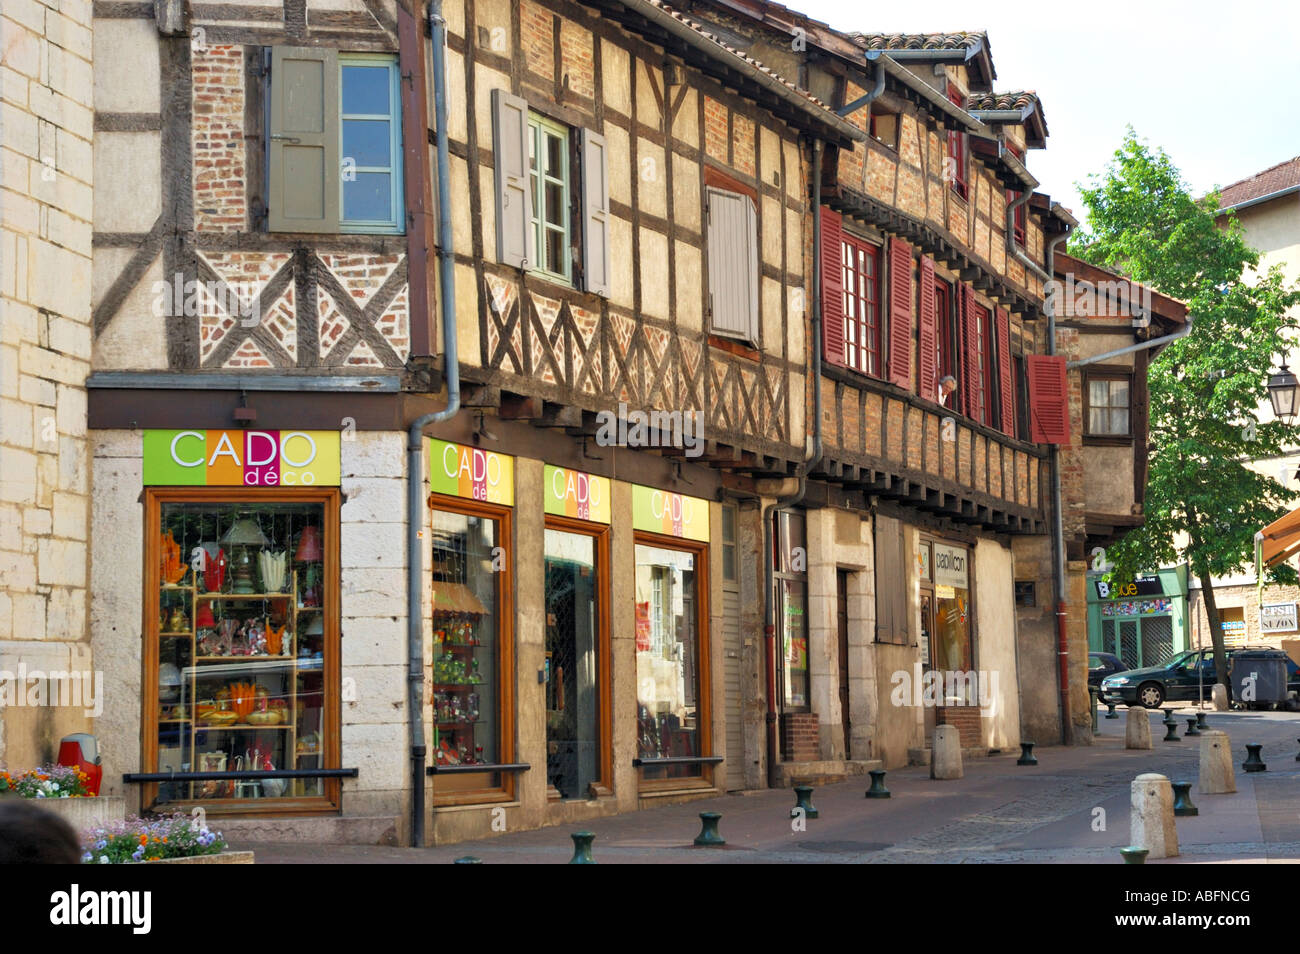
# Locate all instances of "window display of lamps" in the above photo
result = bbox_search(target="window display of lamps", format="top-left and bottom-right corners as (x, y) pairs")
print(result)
(294, 524), (323, 607)
(221, 515), (270, 594)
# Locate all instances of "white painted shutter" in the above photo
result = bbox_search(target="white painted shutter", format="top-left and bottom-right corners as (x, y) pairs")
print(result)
(707, 187), (759, 343)
(579, 128), (610, 297)
(491, 88), (533, 268)
(268, 46), (339, 233)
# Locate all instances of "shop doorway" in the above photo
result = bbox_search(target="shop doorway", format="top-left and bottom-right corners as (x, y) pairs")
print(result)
(1102, 615), (1175, 670)
(721, 503), (744, 791)
(543, 523), (609, 800)
(837, 570), (851, 758)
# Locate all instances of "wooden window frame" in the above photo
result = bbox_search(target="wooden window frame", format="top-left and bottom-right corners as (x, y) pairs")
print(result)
(141, 486), (343, 816)
(970, 300), (994, 428)
(934, 278), (958, 407)
(543, 514), (613, 799)
(869, 106), (900, 151)
(428, 492), (518, 808)
(338, 54), (404, 234)
(841, 230), (883, 379)
(946, 84), (968, 201)
(1083, 366), (1135, 444)
(633, 530), (714, 794)
(527, 111), (573, 285)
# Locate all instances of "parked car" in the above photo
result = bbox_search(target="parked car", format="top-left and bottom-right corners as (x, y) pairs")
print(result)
(1088, 652), (1127, 692)
(1100, 647), (1300, 709)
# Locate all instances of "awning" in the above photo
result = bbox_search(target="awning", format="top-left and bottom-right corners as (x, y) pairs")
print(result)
(1258, 505), (1300, 568)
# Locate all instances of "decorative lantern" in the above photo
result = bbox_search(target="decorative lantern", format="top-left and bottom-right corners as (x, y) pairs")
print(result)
(295, 525), (324, 607)
(221, 516), (270, 594)
(1268, 364), (1299, 425)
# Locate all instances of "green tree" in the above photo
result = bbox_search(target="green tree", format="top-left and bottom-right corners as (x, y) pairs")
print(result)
(1070, 131), (1300, 691)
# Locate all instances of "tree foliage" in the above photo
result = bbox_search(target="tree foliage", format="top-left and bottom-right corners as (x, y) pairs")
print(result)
(1070, 131), (1300, 681)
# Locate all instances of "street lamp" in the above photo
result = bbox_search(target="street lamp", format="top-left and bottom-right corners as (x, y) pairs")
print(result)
(1268, 364), (1299, 425)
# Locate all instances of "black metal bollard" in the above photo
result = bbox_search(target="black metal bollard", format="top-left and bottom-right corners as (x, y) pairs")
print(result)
(694, 811), (725, 846)
(1184, 717), (1201, 737)
(1017, 741), (1037, 766)
(1105, 701), (1119, 720)
(1162, 711), (1180, 742)
(1196, 712), (1209, 730)
(1171, 781), (1199, 817)
(791, 784), (819, 819)
(453, 856), (483, 864)
(1089, 686), (1100, 733)
(1120, 846), (1149, 864)
(1242, 743), (1267, 773)
(865, 769), (891, 799)
(569, 831), (597, 864)
(1295, 739), (1300, 762)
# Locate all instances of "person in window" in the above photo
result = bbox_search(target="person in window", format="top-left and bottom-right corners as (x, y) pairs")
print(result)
(937, 375), (958, 408)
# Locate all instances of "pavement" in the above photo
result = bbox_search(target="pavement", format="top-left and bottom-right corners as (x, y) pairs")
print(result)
(229, 707), (1300, 864)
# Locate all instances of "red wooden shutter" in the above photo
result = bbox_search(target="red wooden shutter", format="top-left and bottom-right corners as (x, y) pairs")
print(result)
(820, 207), (845, 368)
(996, 307), (1013, 437)
(918, 257), (937, 401)
(961, 285), (980, 420)
(887, 238), (913, 389)
(1027, 353), (1070, 444)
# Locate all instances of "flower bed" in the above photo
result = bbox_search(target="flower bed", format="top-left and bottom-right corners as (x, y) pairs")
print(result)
(0, 765), (91, 798)
(81, 813), (228, 864)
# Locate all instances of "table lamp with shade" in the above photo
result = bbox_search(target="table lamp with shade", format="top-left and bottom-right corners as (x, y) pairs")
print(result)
(294, 525), (323, 606)
(221, 516), (270, 594)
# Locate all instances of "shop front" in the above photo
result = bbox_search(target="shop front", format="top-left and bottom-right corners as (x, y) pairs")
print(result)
(139, 429), (343, 813)
(632, 485), (714, 792)
(918, 536), (980, 747)
(1087, 566), (1189, 669)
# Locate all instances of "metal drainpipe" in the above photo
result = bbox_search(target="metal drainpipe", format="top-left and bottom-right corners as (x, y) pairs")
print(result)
(1006, 186), (1074, 742)
(408, 0), (460, 847)
(764, 137), (826, 788)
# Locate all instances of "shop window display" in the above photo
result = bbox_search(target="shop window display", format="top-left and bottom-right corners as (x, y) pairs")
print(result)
(430, 505), (508, 796)
(635, 542), (703, 781)
(150, 496), (332, 806)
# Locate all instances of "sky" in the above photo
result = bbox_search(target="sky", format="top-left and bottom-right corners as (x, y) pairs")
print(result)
(791, 0), (1300, 226)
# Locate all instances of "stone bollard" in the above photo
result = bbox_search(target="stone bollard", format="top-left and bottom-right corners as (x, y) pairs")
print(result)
(931, 725), (964, 780)
(1211, 683), (1230, 711)
(694, 812), (725, 847)
(1125, 705), (1153, 750)
(1171, 781), (1198, 817)
(1130, 773), (1179, 859)
(1197, 730), (1236, 794)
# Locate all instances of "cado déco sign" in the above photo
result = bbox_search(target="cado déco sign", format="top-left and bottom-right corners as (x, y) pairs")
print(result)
(544, 465), (610, 523)
(429, 438), (514, 505)
(143, 429), (341, 486)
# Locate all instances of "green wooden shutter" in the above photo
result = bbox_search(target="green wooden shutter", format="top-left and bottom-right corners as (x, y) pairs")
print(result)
(492, 89), (533, 268)
(268, 46), (339, 233)
(579, 128), (610, 297)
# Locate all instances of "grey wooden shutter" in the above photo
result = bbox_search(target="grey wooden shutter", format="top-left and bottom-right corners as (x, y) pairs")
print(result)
(268, 46), (339, 233)
(579, 128), (610, 297)
(873, 514), (907, 644)
(492, 88), (533, 268)
(706, 187), (759, 343)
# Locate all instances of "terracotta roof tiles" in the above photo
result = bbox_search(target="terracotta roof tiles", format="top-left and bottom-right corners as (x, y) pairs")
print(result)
(1218, 156), (1300, 210)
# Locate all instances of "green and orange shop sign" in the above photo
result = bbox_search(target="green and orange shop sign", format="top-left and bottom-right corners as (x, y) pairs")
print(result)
(631, 484), (709, 542)
(429, 438), (514, 505)
(143, 429), (341, 485)
(544, 465), (610, 523)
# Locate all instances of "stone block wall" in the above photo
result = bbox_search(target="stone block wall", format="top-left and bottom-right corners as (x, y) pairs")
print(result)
(1, 0), (95, 766)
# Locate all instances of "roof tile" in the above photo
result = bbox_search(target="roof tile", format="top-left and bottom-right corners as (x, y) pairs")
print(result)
(1218, 156), (1300, 210)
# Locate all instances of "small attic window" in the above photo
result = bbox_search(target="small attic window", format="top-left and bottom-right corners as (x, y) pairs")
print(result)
(869, 107), (899, 150)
